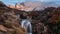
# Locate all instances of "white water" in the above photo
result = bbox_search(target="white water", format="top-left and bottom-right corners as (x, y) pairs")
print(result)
(21, 19), (32, 34)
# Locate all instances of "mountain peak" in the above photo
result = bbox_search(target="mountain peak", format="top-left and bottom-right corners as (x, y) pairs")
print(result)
(0, 1), (6, 7)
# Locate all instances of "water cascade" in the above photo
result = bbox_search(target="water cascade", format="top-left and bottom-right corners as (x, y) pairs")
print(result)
(21, 19), (32, 34)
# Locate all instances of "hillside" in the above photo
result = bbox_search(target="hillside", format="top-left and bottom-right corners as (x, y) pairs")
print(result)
(0, 1), (26, 34)
(0, 1), (60, 34)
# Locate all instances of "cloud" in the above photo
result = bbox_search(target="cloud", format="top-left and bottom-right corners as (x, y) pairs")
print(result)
(33, 0), (60, 2)
(0, 0), (60, 5)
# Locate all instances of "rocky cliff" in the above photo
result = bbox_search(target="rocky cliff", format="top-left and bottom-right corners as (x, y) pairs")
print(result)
(0, 1), (26, 34)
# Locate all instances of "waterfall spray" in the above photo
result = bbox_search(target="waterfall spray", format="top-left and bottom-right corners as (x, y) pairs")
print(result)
(21, 19), (32, 34)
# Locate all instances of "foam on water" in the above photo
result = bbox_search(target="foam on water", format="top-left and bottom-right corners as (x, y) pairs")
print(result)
(21, 19), (32, 34)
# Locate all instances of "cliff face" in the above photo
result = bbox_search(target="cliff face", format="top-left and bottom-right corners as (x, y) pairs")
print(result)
(0, 11), (26, 34)
(0, 1), (26, 34)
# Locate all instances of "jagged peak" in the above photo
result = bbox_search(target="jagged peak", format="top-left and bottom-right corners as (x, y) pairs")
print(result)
(0, 1), (6, 7)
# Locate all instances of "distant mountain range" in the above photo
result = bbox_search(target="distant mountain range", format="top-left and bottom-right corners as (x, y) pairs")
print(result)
(23, 1), (60, 10)
(0, 1), (60, 11)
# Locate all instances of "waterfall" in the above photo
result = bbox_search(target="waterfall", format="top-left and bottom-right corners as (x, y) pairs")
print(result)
(21, 19), (32, 34)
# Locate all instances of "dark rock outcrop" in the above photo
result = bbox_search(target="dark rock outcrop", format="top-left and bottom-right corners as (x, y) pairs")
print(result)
(0, 1), (6, 7)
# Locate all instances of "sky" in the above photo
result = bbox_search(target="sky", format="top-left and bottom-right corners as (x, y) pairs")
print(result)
(0, 0), (60, 5)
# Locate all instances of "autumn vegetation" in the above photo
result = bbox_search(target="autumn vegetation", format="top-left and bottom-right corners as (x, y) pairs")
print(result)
(0, 1), (60, 34)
